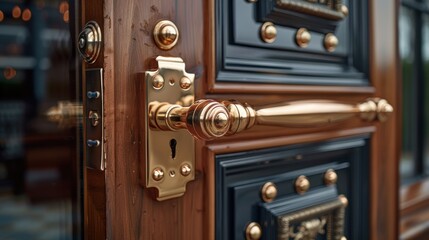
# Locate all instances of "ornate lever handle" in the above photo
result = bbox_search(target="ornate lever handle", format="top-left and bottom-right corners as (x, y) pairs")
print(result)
(149, 98), (393, 140)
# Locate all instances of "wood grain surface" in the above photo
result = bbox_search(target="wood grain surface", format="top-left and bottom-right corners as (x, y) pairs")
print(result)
(100, 0), (399, 239)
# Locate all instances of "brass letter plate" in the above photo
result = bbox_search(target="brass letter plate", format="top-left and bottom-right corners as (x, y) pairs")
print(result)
(143, 57), (195, 201)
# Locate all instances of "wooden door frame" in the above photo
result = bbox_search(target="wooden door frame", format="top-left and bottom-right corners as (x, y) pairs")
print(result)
(79, 0), (403, 239)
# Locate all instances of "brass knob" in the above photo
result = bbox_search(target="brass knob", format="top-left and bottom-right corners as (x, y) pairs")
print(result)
(78, 21), (102, 64)
(295, 28), (311, 48)
(324, 33), (339, 52)
(260, 22), (277, 43)
(153, 20), (179, 50)
(295, 175), (310, 194)
(261, 182), (278, 203)
(324, 169), (338, 185)
(245, 222), (262, 240)
(339, 194), (349, 207)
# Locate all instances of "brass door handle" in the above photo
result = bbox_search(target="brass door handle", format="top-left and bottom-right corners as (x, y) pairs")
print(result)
(149, 98), (393, 140)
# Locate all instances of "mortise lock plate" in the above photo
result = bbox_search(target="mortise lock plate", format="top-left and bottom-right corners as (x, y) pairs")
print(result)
(143, 56), (195, 201)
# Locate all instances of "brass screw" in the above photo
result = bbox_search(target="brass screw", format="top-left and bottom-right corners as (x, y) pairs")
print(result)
(324, 33), (339, 52)
(260, 22), (277, 43)
(324, 169), (338, 185)
(152, 75), (164, 90)
(245, 222), (262, 240)
(341, 5), (349, 16)
(180, 164), (192, 176)
(88, 111), (100, 127)
(295, 175), (310, 194)
(179, 76), (192, 90)
(153, 20), (179, 50)
(152, 168), (164, 181)
(261, 182), (278, 203)
(295, 28), (311, 48)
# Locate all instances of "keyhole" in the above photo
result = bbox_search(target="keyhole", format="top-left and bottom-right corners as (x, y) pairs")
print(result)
(170, 139), (177, 159)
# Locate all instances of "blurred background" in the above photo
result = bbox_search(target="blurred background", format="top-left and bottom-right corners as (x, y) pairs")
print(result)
(0, 0), (82, 239)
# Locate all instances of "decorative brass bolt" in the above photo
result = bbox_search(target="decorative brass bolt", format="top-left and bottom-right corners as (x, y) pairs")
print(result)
(324, 169), (338, 185)
(295, 28), (311, 48)
(324, 33), (339, 52)
(260, 22), (277, 43)
(261, 182), (278, 203)
(245, 222), (262, 240)
(295, 175), (310, 194)
(153, 20), (179, 50)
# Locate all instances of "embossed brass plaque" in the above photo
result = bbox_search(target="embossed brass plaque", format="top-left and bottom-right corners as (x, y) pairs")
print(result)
(276, 0), (347, 21)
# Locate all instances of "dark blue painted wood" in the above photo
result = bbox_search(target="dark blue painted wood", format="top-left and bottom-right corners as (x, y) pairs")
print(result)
(215, 0), (369, 86)
(215, 136), (370, 240)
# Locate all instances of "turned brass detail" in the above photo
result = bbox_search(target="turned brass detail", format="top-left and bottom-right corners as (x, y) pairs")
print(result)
(246, 222), (262, 240)
(153, 20), (179, 50)
(295, 28), (311, 48)
(324, 169), (338, 185)
(295, 175), (310, 194)
(260, 22), (277, 43)
(149, 97), (393, 141)
(261, 182), (278, 203)
(324, 33), (339, 52)
(288, 217), (327, 240)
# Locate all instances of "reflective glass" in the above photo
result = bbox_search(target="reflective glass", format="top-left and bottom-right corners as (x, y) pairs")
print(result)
(0, 1), (81, 239)
(399, 6), (417, 179)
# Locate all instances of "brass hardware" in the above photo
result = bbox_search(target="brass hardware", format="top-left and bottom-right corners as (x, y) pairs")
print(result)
(277, 0), (348, 21)
(295, 28), (311, 48)
(78, 21), (102, 64)
(180, 164), (192, 176)
(245, 222), (262, 240)
(341, 237), (347, 240)
(278, 195), (348, 240)
(295, 175), (310, 194)
(144, 56), (195, 201)
(261, 182), (278, 203)
(152, 168), (165, 181)
(324, 33), (339, 52)
(288, 217), (327, 240)
(46, 101), (83, 128)
(87, 139), (100, 147)
(85, 68), (105, 170)
(341, 5), (349, 16)
(149, 95), (393, 140)
(338, 194), (348, 207)
(260, 22), (277, 43)
(88, 111), (100, 127)
(179, 76), (192, 90)
(152, 74), (165, 90)
(324, 169), (338, 185)
(153, 20), (179, 50)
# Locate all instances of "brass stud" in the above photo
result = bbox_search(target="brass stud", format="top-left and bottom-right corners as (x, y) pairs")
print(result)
(295, 175), (310, 194)
(341, 237), (347, 240)
(180, 164), (192, 176)
(152, 168), (164, 181)
(152, 75), (165, 90)
(245, 222), (262, 240)
(261, 182), (278, 203)
(179, 76), (192, 90)
(260, 22), (277, 43)
(324, 169), (338, 185)
(341, 5), (349, 17)
(339, 194), (349, 207)
(324, 33), (339, 52)
(295, 28), (311, 48)
(153, 20), (179, 50)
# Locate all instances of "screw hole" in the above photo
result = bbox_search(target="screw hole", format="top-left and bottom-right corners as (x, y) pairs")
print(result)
(169, 170), (176, 177)
(169, 78), (175, 86)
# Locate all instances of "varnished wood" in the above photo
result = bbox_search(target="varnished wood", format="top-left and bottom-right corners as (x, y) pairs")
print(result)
(82, 0), (106, 239)
(101, 0), (399, 240)
(369, 0), (400, 239)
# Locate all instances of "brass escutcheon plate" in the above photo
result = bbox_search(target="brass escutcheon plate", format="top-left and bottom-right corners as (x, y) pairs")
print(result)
(144, 56), (195, 201)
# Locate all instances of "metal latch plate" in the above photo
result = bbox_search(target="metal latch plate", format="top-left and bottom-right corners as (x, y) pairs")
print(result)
(85, 68), (105, 170)
(144, 57), (195, 201)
